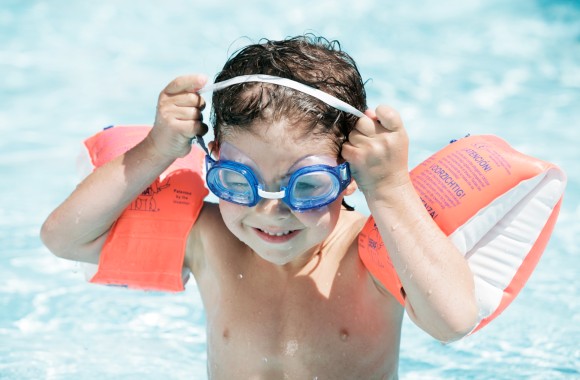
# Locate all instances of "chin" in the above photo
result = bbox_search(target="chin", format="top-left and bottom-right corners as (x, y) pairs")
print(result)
(254, 248), (298, 266)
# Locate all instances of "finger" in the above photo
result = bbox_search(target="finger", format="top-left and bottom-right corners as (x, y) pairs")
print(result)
(346, 127), (369, 146)
(344, 129), (385, 160)
(172, 120), (209, 138)
(364, 108), (377, 120)
(163, 74), (208, 95)
(170, 92), (207, 109)
(351, 112), (380, 137)
(375, 105), (403, 132)
(172, 105), (204, 121)
(340, 140), (362, 163)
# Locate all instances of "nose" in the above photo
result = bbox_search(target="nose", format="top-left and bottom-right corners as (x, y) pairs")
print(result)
(255, 197), (292, 218)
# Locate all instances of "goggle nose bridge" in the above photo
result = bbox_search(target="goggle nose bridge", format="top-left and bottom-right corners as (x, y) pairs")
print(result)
(257, 187), (286, 200)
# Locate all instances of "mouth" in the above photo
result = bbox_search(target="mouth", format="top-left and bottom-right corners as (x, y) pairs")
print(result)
(254, 227), (301, 243)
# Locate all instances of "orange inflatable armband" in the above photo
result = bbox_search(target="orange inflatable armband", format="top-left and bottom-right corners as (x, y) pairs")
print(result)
(84, 126), (208, 291)
(359, 135), (566, 333)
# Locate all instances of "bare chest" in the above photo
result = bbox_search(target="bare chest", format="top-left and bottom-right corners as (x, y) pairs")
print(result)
(202, 253), (403, 379)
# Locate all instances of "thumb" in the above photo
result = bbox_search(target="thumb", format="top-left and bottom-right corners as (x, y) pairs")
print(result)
(164, 74), (208, 95)
(190, 74), (209, 92)
(375, 105), (403, 132)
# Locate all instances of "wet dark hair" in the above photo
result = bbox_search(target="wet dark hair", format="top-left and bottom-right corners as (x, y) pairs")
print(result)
(210, 34), (367, 154)
(210, 35), (366, 211)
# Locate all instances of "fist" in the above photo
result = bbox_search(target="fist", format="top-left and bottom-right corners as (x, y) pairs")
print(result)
(149, 74), (209, 159)
(341, 105), (410, 196)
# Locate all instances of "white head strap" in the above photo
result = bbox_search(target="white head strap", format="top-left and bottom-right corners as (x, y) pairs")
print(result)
(198, 74), (365, 118)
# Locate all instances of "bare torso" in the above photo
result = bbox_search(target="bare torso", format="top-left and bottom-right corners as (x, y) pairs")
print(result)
(189, 204), (404, 379)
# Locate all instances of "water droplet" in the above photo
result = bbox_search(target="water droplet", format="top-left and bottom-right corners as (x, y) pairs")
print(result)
(237, 273), (243, 279)
(262, 356), (268, 363)
(340, 329), (349, 341)
(284, 340), (299, 356)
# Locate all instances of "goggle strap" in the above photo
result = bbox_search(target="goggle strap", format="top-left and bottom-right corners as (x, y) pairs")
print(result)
(339, 165), (349, 181)
(198, 74), (365, 118)
(193, 135), (210, 155)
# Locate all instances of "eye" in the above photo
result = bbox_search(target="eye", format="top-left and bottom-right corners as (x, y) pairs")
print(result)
(292, 173), (335, 199)
(294, 181), (319, 192)
(229, 182), (251, 191)
(219, 170), (251, 193)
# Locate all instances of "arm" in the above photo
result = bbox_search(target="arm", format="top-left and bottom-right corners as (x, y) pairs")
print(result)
(41, 74), (209, 264)
(342, 106), (478, 342)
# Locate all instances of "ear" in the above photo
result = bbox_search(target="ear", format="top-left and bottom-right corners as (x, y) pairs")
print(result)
(344, 179), (358, 196)
(207, 140), (219, 158)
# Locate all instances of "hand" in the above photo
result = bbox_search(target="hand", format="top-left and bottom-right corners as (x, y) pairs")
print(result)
(341, 105), (411, 198)
(148, 74), (209, 159)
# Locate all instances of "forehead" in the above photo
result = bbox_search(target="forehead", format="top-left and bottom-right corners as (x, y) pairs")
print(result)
(220, 116), (339, 146)
(220, 121), (338, 176)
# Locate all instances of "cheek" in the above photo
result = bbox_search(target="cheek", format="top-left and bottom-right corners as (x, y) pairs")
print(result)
(293, 200), (341, 232)
(293, 207), (330, 228)
(218, 201), (247, 233)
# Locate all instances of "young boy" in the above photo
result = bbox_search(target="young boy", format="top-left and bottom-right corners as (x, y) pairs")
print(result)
(41, 35), (477, 379)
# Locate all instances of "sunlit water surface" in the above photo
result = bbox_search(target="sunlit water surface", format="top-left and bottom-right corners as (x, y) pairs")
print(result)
(1, 1), (579, 379)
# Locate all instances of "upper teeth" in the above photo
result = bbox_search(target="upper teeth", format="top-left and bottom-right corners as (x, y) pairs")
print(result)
(262, 229), (292, 236)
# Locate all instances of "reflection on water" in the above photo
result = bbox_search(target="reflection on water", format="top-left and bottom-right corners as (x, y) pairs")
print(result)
(1, 0), (579, 378)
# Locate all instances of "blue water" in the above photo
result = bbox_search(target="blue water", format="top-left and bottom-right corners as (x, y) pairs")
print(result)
(1, 0), (579, 379)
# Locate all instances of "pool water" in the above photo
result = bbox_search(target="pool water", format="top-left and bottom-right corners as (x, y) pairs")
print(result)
(1, 1), (579, 379)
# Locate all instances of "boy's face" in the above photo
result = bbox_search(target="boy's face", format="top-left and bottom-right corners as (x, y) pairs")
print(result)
(217, 121), (348, 268)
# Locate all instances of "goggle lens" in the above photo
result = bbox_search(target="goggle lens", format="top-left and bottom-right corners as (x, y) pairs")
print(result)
(290, 172), (338, 201)
(208, 167), (255, 205)
(218, 169), (252, 194)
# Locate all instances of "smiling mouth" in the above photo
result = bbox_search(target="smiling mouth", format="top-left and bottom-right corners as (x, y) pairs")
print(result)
(254, 228), (301, 242)
(260, 229), (293, 236)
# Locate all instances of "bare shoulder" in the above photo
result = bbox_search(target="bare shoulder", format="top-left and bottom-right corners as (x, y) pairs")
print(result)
(331, 209), (368, 248)
(338, 208), (368, 231)
(318, 209), (368, 267)
(185, 201), (237, 276)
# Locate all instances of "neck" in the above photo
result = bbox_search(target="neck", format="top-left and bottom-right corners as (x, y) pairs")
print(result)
(254, 243), (325, 278)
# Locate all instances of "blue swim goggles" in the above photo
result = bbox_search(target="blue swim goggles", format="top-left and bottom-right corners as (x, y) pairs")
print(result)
(205, 156), (351, 212)
(195, 74), (365, 211)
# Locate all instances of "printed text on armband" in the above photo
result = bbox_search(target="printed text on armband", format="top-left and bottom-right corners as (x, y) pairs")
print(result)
(463, 148), (493, 172)
(429, 164), (467, 199)
(420, 197), (439, 219)
(174, 189), (193, 196)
